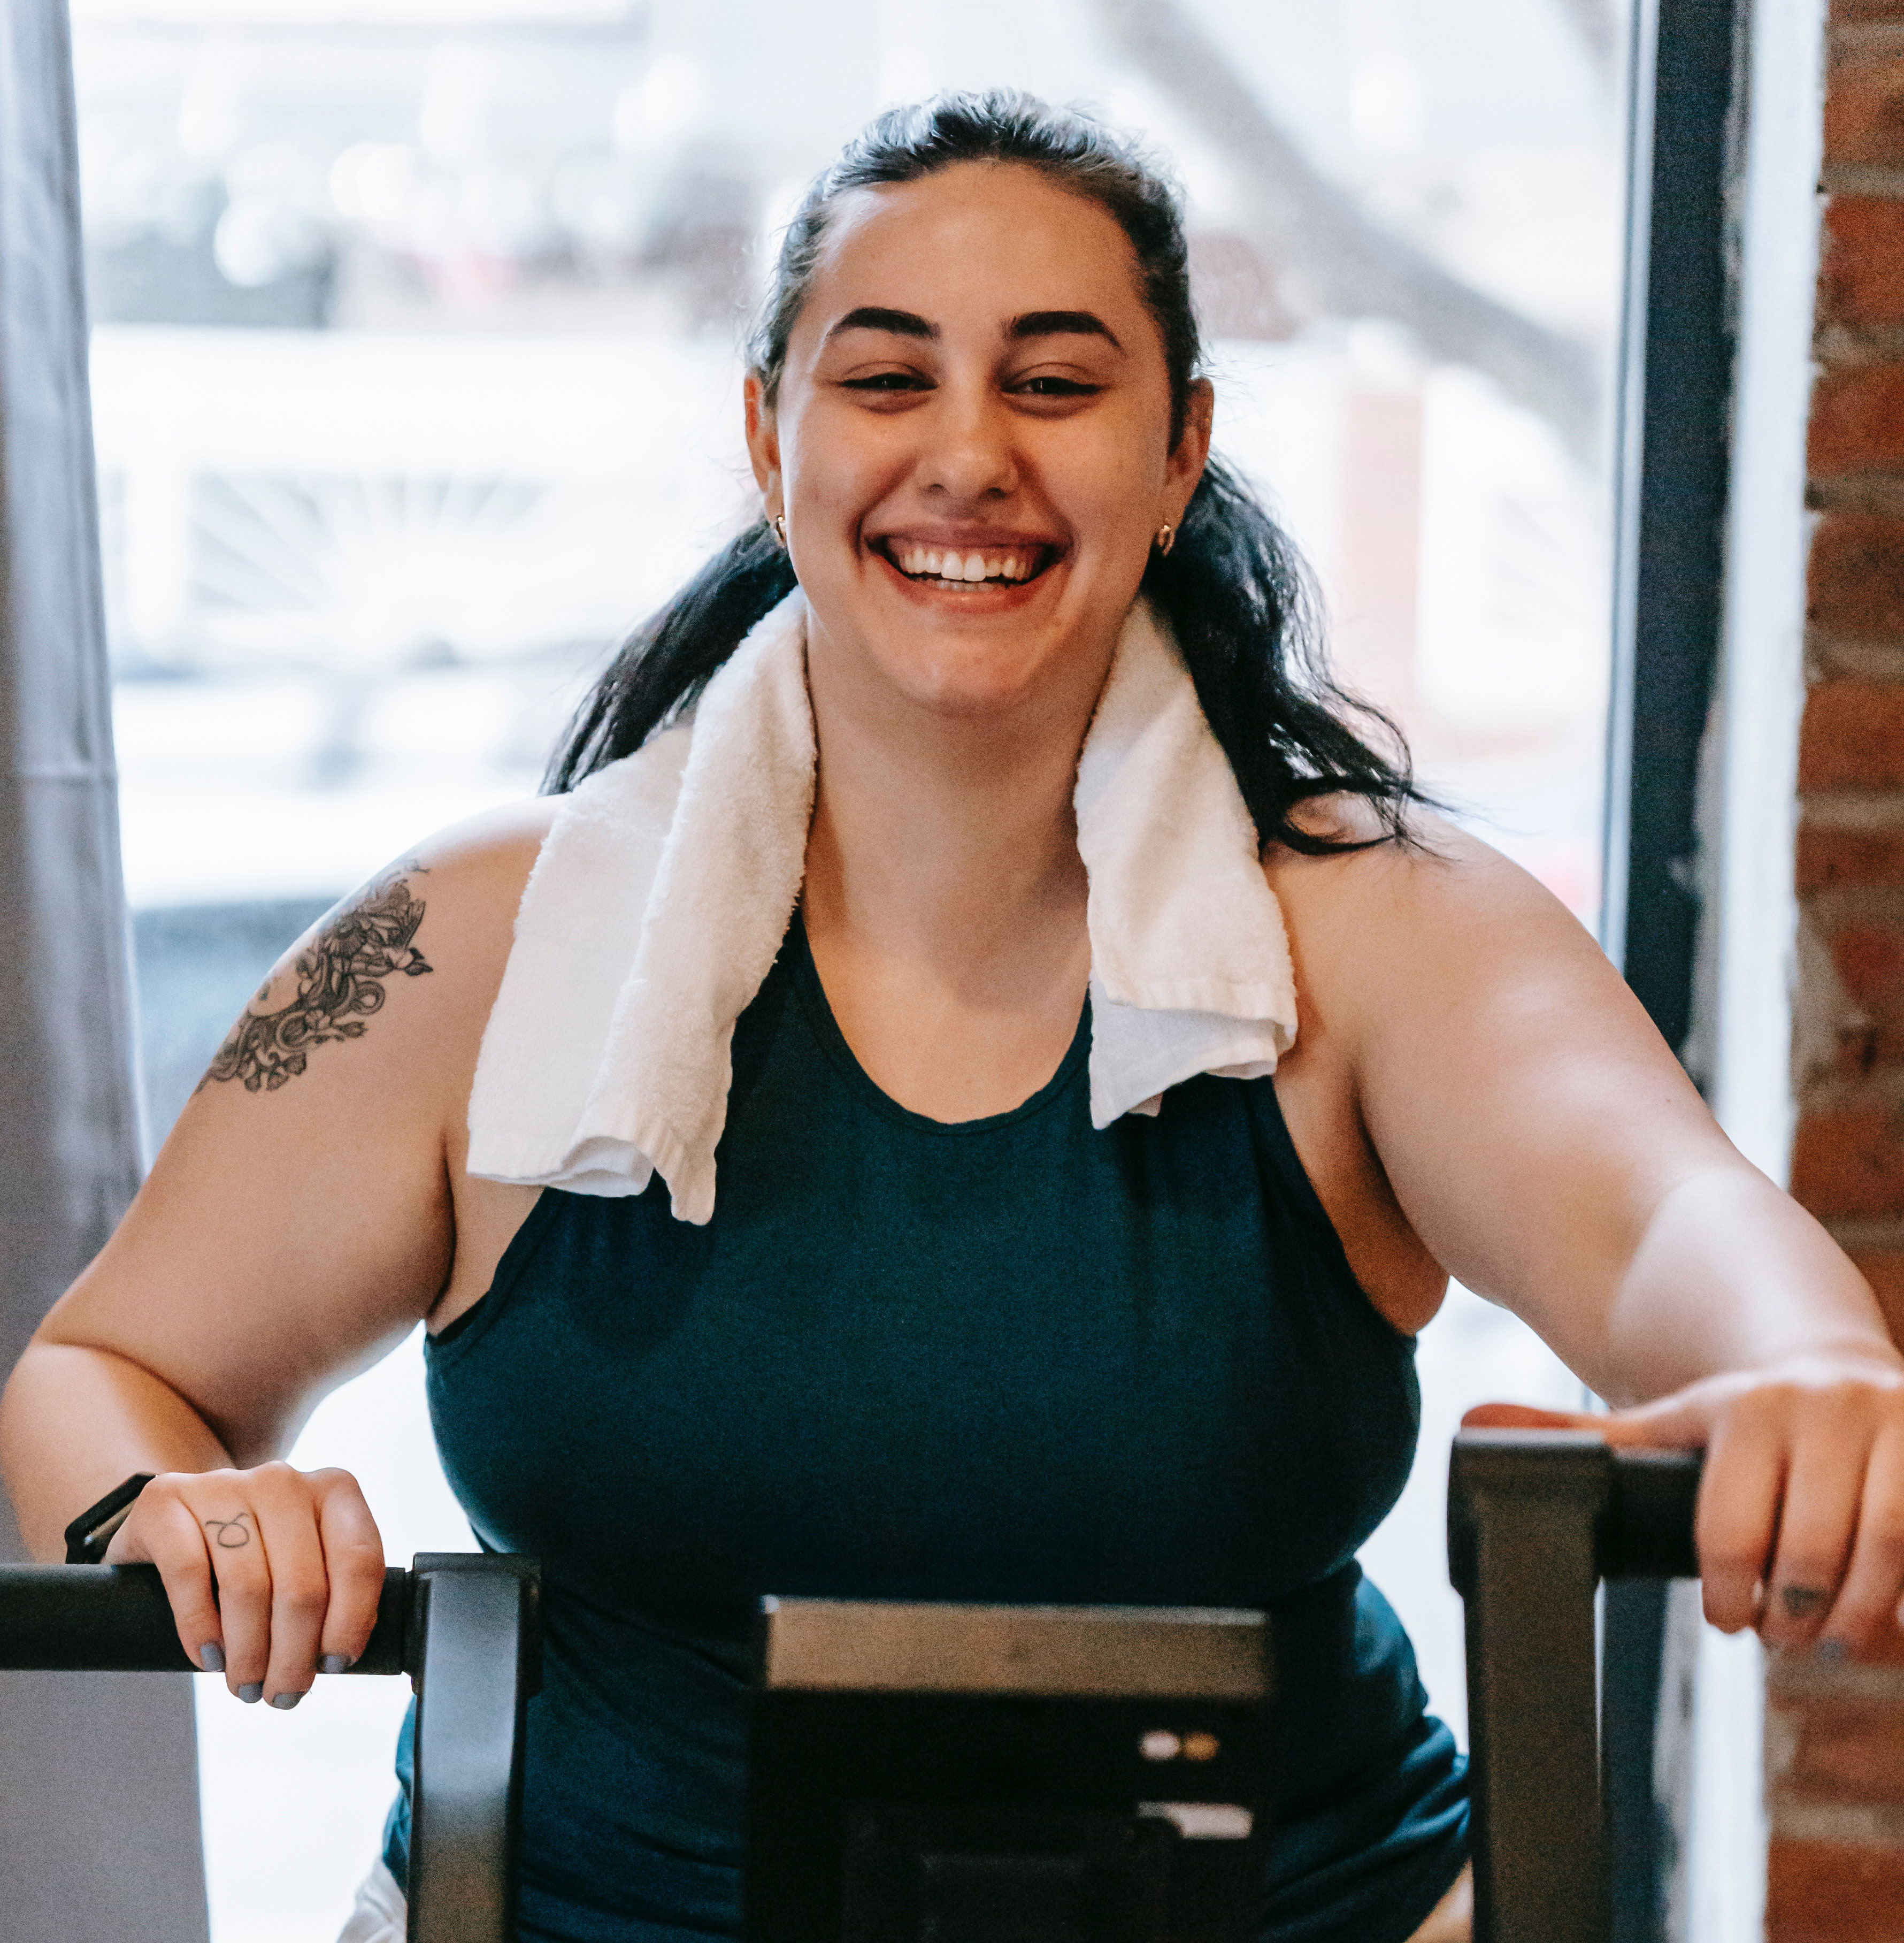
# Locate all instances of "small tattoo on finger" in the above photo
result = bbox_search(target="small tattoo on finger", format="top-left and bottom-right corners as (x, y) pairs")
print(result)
(1781, 1586), (1827, 1620)
(204, 1513), (253, 1550)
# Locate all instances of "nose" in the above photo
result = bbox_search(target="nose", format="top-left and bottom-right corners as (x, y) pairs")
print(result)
(915, 380), (1018, 504)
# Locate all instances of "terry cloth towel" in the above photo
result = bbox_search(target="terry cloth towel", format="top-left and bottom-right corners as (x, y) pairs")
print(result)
(466, 588), (1299, 1224)
(335, 1860), (404, 1943)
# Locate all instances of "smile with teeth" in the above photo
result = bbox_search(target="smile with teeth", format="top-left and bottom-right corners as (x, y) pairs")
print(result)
(881, 541), (1051, 586)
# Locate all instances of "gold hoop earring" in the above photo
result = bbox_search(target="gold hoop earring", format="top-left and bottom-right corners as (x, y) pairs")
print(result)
(772, 514), (787, 548)
(1155, 521), (1176, 557)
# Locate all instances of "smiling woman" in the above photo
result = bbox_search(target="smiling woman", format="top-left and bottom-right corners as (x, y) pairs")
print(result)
(3, 87), (1901, 1943)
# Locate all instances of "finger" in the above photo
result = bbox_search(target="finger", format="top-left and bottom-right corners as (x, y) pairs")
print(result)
(1819, 1427), (1904, 1657)
(1460, 1397), (1716, 1449)
(249, 1464), (332, 1710)
(119, 1482), (226, 1674)
(191, 1478), (275, 1702)
(1461, 1403), (1597, 1431)
(1762, 1432), (1865, 1651)
(1695, 1417), (1786, 1634)
(311, 1470), (386, 1673)
(1598, 1390), (1722, 1450)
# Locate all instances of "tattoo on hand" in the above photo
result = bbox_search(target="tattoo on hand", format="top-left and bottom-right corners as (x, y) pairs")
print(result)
(1781, 1586), (1826, 1620)
(205, 1513), (253, 1550)
(199, 865), (433, 1093)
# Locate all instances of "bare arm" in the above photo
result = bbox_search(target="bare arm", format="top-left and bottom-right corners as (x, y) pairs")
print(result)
(1271, 815), (1904, 1653)
(1281, 825), (1888, 1390)
(0, 799), (551, 1699)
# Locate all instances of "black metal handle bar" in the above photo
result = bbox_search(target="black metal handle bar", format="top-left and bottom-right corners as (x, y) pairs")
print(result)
(1447, 1430), (1703, 1943)
(0, 1551), (540, 1943)
(0, 1561), (412, 1672)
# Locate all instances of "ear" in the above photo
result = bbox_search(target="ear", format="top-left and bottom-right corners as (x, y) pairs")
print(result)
(1165, 377), (1215, 521)
(744, 373), (783, 514)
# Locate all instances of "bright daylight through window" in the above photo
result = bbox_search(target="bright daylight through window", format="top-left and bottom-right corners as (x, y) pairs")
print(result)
(69, 1), (1618, 1935)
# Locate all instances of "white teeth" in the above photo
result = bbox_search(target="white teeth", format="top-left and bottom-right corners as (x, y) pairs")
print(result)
(890, 542), (1042, 583)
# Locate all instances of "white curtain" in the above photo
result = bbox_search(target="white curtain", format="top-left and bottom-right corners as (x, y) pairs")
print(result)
(0, 0), (208, 1935)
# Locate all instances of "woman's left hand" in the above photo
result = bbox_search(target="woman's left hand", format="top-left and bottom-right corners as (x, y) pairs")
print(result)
(1467, 1352), (1904, 1657)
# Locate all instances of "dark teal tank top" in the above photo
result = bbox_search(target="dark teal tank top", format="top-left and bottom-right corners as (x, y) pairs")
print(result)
(385, 915), (1467, 1942)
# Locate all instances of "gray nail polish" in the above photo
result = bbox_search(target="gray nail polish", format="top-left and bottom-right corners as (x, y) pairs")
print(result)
(318, 1654), (351, 1676)
(270, 1691), (304, 1711)
(237, 1682), (263, 1704)
(1817, 1637), (1849, 1662)
(198, 1643), (225, 1674)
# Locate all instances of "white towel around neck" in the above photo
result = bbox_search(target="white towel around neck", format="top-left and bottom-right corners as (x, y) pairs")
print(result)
(466, 588), (1299, 1223)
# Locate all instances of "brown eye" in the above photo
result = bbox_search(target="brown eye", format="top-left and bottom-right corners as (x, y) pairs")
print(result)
(842, 372), (932, 392)
(1015, 376), (1100, 397)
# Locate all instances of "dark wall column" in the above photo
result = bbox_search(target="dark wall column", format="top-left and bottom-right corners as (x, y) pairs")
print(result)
(1601, 1), (1751, 1939)
(0, 0), (208, 1936)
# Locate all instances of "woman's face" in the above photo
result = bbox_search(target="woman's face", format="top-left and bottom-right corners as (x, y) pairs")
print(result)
(747, 162), (1212, 723)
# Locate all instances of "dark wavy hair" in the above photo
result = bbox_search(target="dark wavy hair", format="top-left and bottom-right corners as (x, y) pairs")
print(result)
(547, 89), (1422, 854)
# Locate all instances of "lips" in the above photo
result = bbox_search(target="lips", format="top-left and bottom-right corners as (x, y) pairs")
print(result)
(873, 537), (1060, 588)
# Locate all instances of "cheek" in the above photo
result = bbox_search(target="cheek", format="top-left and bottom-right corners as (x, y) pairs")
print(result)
(1040, 420), (1171, 549)
(1072, 472), (1150, 544)
(782, 405), (906, 529)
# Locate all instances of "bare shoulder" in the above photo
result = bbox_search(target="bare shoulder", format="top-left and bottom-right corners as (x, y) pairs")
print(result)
(353, 790), (559, 964)
(186, 794), (559, 1122)
(1263, 800), (1607, 1011)
(1262, 794), (1684, 1176)
(1261, 795), (1658, 1132)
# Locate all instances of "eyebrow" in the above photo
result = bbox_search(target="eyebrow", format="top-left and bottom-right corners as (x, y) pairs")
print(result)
(826, 307), (939, 342)
(1008, 309), (1122, 349)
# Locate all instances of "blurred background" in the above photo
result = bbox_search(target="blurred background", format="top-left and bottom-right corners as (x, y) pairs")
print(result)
(70, 0), (1621, 1933)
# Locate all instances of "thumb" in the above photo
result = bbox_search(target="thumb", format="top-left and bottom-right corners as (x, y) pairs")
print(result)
(1461, 1397), (1712, 1450)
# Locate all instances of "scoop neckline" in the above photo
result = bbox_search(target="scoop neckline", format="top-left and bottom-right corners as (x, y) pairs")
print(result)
(787, 911), (1091, 1137)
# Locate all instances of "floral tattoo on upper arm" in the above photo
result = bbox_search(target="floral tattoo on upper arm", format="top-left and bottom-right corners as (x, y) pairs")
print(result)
(199, 865), (434, 1093)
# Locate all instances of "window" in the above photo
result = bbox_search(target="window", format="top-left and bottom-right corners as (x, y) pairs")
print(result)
(71, 1), (1622, 1932)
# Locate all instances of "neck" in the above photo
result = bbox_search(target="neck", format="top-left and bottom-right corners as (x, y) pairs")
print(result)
(801, 628), (1112, 986)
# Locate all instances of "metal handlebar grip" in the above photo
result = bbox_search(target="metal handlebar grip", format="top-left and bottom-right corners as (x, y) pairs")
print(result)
(0, 1562), (413, 1672)
(0, 1551), (539, 1943)
(1447, 1431), (1702, 1943)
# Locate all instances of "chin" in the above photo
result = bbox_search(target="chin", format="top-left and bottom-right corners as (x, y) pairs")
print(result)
(855, 635), (1062, 718)
(808, 574), (1116, 721)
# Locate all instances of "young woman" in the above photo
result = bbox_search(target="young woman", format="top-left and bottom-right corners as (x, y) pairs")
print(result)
(4, 93), (1900, 1943)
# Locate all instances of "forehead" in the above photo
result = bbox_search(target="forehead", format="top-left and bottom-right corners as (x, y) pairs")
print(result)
(794, 162), (1152, 342)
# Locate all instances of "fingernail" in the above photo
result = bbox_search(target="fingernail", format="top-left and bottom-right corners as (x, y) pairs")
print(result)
(1817, 1638), (1849, 1662)
(198, 1643), (225, 1674)
(270, 1691), (304, 1711)
(237, 1682), (263, 1704)
(318, 1654), (352, 1676)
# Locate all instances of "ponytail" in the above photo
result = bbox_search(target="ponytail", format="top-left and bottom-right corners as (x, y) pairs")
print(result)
(544, 521), (795, 792)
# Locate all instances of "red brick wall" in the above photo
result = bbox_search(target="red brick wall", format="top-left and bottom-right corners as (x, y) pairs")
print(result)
(1777, 4), (1904, 1933)
(1796, 10), (1904, 1342)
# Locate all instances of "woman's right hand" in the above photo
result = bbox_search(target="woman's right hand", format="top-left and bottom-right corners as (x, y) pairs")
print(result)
(104, 1464), (386, 1709)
